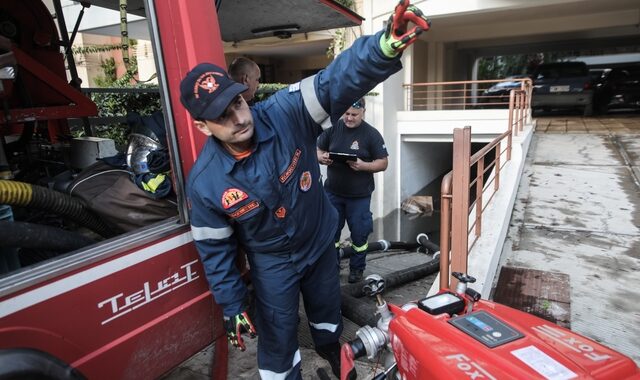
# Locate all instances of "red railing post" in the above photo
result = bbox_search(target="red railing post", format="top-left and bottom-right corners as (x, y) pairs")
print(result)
(439, 173), (453, 290)
(475, 158), (484, 236)
(450, 127), (471, 288)
(494, 143), (501, 191)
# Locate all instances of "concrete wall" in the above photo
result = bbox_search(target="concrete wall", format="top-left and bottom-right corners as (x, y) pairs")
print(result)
(397, 109), (511, 139)
(400, 142), (452, 201)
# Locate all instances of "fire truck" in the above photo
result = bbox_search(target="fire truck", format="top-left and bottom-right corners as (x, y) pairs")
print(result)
(0, 0), (361, 378)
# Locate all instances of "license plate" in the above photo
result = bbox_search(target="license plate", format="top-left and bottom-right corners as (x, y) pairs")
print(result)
(550, 85), (570, 92)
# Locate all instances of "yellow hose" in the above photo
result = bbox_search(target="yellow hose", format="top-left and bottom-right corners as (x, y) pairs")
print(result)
(0, 179), (113, 238)
(0, 180), (33, 206)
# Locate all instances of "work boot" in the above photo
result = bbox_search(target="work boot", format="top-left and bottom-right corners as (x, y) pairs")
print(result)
(348, 269), (364, 283)
(316, 342), (341, 379)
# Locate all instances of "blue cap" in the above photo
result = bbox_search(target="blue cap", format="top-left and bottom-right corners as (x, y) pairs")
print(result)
(179, 63), (248, 120)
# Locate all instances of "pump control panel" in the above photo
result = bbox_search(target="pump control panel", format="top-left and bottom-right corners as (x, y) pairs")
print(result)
(449, 310), (524, 348)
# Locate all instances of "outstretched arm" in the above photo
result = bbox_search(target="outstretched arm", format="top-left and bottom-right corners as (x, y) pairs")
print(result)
(300, 1), (431, 127)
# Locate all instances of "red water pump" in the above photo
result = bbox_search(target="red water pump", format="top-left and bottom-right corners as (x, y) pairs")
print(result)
(341, 272), (640, 380)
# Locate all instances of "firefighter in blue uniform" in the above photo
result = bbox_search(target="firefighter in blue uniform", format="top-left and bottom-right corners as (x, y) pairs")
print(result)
(179, 2), (430, 378)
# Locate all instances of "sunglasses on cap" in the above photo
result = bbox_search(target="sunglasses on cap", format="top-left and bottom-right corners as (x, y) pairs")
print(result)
(351, 100), (364, 109)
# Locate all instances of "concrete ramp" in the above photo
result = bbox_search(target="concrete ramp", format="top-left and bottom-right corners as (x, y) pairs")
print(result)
(497, 114), (640, 365)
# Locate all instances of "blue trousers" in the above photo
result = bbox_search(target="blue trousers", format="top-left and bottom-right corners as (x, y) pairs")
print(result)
(248, 243), (343, 379)
(326, 192), (373, 271)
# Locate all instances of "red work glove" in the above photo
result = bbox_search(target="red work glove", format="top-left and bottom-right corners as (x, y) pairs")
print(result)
(380, 0), (431, 58)
(224, 311), (257, 351)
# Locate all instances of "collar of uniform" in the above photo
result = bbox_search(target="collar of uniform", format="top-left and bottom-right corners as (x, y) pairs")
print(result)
(214, 128), (274, 174)
(253, 115), (274, 144)
(208, 138), (238, 174)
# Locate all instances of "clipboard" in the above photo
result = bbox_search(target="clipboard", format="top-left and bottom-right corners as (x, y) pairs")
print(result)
(329, 152), (358, 162)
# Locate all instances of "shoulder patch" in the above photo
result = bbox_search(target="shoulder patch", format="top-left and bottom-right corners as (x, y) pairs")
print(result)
(299, 171), (312, 192)
(221, 188), (248, 209)
(288, 82), (301, 93)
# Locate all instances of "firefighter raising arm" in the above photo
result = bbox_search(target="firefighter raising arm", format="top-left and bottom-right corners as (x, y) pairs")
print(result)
(180, 1), (430, 378)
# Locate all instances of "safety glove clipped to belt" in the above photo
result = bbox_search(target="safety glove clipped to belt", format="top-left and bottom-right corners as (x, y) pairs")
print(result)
(224, 311), (257, 351)
(380, 0), (431, 58)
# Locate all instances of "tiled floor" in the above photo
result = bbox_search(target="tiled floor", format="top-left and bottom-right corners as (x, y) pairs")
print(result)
(535, 111), (640, 134)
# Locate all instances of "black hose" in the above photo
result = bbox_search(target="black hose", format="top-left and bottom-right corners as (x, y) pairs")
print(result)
(340, 235), (440, 259)
(341, 258), (440, 298)
(340, 257), (440, 327)
(417, 233), (440, 254)
(340, 240), (389, 259)
(0, 220), (95, 251)
(341, 292), (379, 327)
(0, 180), (115, 238)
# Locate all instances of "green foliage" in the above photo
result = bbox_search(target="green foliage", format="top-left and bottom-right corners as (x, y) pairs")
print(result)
(71, 39), (138, 55)
(327, 28), (346, 59)
(72, 43), (123, 55)
(254, 83), (288, 102)
(94, 57), (118, 87)
(334, 0), (354, 8)
(91, 85), (161, 117)
(73, 85), (161, 149)
(72, 38), (157, 148)
(326, 0), (354, 59)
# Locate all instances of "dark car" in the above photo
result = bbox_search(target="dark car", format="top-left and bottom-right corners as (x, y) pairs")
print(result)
(594, 65), (640, 113)
(531, 61), (594, 116)
(481, 75), (528, 106)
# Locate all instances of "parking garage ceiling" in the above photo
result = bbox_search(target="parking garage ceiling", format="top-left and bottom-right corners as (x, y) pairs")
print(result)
(424, 0), (640, 59)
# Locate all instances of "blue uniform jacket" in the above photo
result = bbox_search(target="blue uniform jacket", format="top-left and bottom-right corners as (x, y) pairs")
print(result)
(187, 31), (402, 316)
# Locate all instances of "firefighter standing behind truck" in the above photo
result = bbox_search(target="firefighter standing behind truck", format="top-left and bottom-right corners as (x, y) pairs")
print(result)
(179, 2), (430, 378)
(317, 97), (389, 284)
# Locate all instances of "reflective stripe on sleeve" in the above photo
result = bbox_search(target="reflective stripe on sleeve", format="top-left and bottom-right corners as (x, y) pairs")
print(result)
(258, 349), (301, 380)
(191, 225), (233, 241)
(309, 321), (339, 333)
(300, 75), (330, 128)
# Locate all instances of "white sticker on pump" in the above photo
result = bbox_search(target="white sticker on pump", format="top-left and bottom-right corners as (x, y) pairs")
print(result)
(511, 346), (577, 380)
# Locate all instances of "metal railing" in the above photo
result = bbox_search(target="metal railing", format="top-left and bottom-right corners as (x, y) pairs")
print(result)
(438, 87), (531, 289)
(404, 78), (532, 111)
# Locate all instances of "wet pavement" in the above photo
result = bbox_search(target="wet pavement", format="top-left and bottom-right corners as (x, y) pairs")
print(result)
(497, 112), (640, 364)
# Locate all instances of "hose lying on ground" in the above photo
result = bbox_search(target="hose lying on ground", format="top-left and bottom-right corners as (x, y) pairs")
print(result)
(340, 257), (441, 327)
(340, 233), (440, 259)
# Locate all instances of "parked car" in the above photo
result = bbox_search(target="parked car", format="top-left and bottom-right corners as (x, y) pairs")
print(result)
(594, 65), (640, 113)
(481, 75), (528, 106)
(531, 61), (594, 116)
(589, 68), (609, 85)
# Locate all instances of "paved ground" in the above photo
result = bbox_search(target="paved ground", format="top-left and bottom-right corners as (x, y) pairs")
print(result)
(164, 112), (640, 379)
(498, 112), (640, 364)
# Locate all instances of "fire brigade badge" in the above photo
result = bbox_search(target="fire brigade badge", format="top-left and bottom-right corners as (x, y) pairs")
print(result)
(221, 188), (248, 209)
(299, 171), (312, 192)
(194, 71), (224, 98)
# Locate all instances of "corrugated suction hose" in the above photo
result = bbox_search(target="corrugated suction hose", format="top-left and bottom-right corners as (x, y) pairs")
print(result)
(0, 179), (115, 239)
